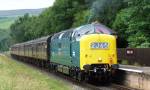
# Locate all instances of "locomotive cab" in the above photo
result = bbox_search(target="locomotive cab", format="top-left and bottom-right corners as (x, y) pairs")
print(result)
(70, 23), (118, 80)
(50, 23), (118, 81)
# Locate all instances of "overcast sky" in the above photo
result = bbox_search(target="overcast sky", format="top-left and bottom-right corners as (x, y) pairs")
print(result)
(0, 0), (55, 10)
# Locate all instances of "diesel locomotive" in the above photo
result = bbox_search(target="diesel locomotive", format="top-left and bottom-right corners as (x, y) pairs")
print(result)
(11, 23), (118, 82)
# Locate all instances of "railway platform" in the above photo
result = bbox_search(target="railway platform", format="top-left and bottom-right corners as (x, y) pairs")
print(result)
(119, 64), (150, 75)
(115, 64), (150, 90)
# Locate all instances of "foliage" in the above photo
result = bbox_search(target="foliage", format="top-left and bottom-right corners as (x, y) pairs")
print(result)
(10, 0), (88, 43)
(113, 0), (150, 48)
(0, 28), (11, 51)
(1, 0), (148, 50)
(10, 14), (31, 42)
(72, 9), (90, 27)
(0, 9), (44, 51)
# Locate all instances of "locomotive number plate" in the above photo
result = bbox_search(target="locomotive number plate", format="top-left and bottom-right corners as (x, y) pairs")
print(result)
(91, 42), (109, 49)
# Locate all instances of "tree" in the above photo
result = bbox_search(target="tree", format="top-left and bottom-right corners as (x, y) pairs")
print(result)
(9, 0), (149, 48)
(113, 0), (150, 48)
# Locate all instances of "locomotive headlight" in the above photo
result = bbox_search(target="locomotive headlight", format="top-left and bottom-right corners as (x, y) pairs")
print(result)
(98, 57), (102, 60)
(94, 67), (97, 72)
(98, 57), (102, 62)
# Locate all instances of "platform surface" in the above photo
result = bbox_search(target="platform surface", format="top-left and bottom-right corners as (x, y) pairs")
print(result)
(119, 64), (150, 75)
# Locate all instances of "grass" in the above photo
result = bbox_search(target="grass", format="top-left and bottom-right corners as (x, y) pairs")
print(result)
(0, 55), (71, 90)
(0, 17), (16, 29)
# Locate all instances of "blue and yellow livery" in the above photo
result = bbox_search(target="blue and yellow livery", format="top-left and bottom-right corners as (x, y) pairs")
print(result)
(50, 23), (118, 81)
(11, 23), (118, 82)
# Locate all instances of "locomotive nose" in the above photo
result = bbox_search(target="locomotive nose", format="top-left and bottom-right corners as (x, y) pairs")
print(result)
(79, 34), (117, 70)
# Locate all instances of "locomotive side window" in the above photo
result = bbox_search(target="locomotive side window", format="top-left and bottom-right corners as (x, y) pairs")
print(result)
(62, 31), (73, 39)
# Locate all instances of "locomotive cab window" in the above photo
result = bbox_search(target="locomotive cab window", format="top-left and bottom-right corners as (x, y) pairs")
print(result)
(73, 24), (94, 40)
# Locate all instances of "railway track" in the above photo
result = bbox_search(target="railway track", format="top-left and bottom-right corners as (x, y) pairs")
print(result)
(12, 57), (137, 90)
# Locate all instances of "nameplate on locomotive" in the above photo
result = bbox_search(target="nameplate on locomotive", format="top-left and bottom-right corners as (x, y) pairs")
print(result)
(91, 42), (109, 49)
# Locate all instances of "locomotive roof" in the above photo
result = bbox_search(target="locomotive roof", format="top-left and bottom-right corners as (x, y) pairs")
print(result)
(73, 23), (116, 35)
(31, 36), (51, 44)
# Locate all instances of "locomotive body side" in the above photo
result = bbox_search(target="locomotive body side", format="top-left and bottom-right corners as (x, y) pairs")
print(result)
(50, 31), (73, 67)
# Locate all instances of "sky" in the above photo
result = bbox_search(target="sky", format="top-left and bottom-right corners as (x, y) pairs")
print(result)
(0, 0), (55, 10)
